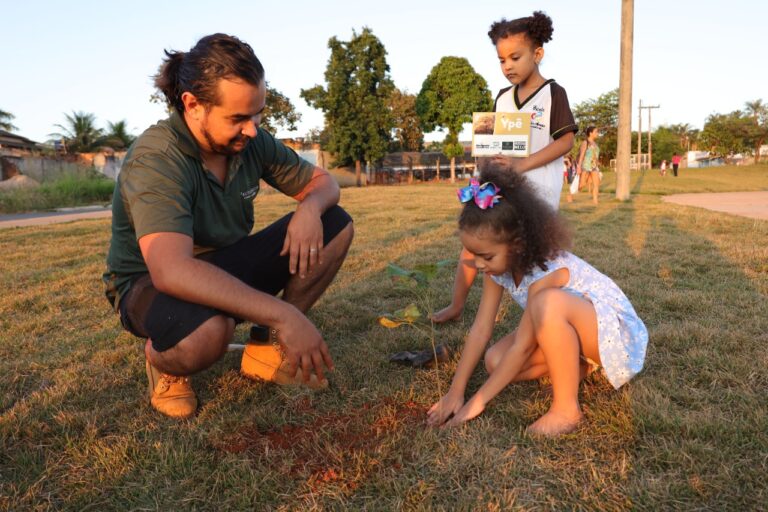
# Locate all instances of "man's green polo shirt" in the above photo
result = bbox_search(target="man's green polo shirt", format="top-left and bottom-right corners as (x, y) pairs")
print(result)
(103, 111), (314, 309)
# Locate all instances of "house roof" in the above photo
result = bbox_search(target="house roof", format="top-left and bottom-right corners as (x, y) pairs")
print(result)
(0, 130), (39, 150)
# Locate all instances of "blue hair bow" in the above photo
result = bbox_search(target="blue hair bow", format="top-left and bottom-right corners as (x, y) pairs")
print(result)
(457, 179), (501, 209)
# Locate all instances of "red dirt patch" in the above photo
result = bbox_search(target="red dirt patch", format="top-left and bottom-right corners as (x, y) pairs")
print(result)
(214, 398), (426, 492)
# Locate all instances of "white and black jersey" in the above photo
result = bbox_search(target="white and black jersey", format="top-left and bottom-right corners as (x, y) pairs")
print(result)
(493, 80), (577, 210)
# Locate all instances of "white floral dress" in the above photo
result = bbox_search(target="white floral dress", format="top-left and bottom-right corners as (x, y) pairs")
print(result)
(490, 251), (647, 389)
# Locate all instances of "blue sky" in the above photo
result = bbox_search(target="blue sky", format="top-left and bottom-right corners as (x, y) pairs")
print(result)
(3, 0), (765, 143)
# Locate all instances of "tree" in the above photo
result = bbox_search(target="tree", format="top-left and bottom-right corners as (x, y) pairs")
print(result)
(667, 122), (699, 152)
(261, 85), (302, 133)
(743, 99), (768, 163)
(647, 126), (683, 166)
(102, 120), (136, 150)
(416, 57), (491, 182)
(389, 88), (423, 152)
(698, 111), (751, 157)
(572, 88), (620, 163)
(50, 111), (104, 153)
(301, 27), (394, 186)
(0, 109), (17, 132)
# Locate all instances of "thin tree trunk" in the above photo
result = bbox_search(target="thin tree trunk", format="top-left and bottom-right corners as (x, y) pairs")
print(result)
(435, 157), (440, 182)
(355, 160), (362, 187)
(450, 157), (456, 183)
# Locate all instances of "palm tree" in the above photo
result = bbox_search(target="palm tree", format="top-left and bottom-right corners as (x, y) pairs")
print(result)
(744, 99), (767, 163)
(0, 109), (17, 132)
(50, 111), (103, 153)
(668, 123), (698, 152)
(102, 120), (136, 150)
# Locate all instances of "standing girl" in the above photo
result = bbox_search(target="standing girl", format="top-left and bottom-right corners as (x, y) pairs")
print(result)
(427, 168), (648, 436)
(433, 11), (578, 323)
(577, 126), (601, 204)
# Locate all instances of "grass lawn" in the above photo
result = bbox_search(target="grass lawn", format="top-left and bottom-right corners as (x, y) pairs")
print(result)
(1, 165), (766, 509)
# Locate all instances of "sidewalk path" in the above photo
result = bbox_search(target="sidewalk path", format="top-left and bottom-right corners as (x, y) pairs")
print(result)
(0, 206), (112, 229)
(661, 191), (768, 221)
(1, 191), (766, 229)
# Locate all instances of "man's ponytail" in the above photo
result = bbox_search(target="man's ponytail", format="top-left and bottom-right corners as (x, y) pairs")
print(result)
(154, 51), (186, 113)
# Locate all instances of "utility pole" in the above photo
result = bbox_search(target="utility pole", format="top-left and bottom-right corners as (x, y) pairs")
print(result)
(640, 103), (660, 168)
(615, 0), (634, 200)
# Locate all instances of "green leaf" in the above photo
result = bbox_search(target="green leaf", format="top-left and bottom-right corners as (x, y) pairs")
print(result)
(377, 303), (422, 328)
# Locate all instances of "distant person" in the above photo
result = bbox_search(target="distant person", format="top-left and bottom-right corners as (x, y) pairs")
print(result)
(565, 154), (580, 203)
(671, 153), (682, 177)
(660, 159), (667, 176)
(103, 34), (354, 419)
(563, 155), (574, 185)
(577, 126), (601, 205)
(427, 168), (648, 436)
(432, 10), (577, 323)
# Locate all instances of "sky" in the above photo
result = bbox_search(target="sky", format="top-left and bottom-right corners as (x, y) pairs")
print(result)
(3, 0), (766, 144)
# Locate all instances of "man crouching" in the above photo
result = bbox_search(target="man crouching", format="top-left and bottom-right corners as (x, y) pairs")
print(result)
(103, 34), (353, 418)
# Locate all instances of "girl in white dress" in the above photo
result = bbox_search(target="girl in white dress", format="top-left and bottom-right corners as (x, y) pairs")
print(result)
(427, 167), (648, 436)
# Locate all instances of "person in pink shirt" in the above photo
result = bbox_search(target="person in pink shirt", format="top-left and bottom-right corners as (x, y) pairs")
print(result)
(671, 153), (682, 177)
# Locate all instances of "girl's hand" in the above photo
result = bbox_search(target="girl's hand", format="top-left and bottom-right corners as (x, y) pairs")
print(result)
(444, 395), (486, 428)
(427, 389), (464, 427)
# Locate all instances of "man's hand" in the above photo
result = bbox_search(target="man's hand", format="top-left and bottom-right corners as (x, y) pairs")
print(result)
(275, 308), (334, 383)
(280, 203), (324, 279)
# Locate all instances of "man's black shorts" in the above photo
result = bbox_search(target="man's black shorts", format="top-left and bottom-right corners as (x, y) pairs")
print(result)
(118, 205), (352, 352)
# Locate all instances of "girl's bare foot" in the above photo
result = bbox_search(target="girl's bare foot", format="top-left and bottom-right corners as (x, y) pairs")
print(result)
(431, 303), (463, 323)
(526, 408), (583, 437)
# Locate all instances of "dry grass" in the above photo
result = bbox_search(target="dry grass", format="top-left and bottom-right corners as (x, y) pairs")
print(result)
(1, 165), (766, 510)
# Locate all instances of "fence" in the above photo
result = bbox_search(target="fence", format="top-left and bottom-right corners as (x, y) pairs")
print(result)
(0, 152), (126, 182)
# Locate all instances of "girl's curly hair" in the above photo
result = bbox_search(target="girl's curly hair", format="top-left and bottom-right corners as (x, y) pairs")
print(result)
(488, 11), (554, 48)
(459, 163), (571, 276)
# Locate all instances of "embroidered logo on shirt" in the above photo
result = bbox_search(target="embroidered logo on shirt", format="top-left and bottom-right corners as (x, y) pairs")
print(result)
(241, 186), (259, 200)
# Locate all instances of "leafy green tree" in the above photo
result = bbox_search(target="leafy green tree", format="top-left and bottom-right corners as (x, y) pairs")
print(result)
(0, 109), (17, 132)
(743, 99), (768, 163)
(416, 57), (491, 182)
(51, 111), (104, 153)
(572, 88), (619, 162)
(102, 120), (136, 150)
(647, 126), (683, 166)
(261, 85), (302, 133)
(389, 88), (423, 152)
(698, 111), (752, 157)
(302, 27), (394, 186)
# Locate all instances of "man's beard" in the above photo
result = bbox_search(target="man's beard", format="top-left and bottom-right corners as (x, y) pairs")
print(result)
(201, 125), (250, 157)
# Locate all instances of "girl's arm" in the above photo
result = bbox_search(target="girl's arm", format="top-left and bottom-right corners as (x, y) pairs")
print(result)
(481, 132), (575, 175)
(427, 274), (503, 426)
(450, 274), (504, 391)
(514, 131), (575, 174)
(443, 267), (571, 427)
(576, 140), (587, 171)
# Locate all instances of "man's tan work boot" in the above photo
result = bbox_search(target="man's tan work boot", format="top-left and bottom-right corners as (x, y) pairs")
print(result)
(240, 327), (328, 390)
(145, 359), (198, 419)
